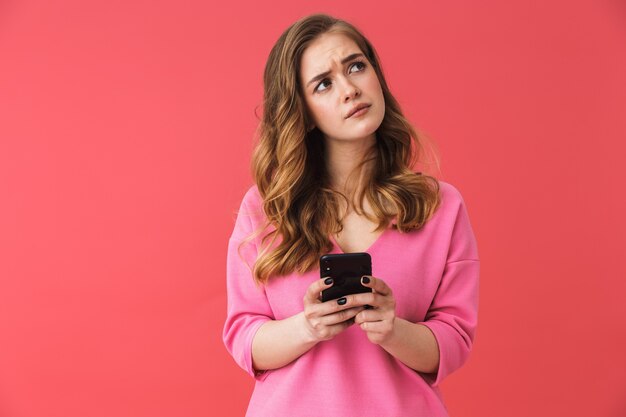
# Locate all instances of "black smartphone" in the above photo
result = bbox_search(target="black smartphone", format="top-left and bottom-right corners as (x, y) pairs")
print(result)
(319, 252), (372, 302)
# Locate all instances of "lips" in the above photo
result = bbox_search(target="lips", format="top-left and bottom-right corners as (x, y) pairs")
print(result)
(346, 103), (370, 119)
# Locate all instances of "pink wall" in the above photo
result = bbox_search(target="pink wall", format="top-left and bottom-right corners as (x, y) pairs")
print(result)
(1, 1), (625, 416)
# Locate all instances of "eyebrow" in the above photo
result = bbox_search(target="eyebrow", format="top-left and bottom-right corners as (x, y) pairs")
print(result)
(306, 53), (365, 88)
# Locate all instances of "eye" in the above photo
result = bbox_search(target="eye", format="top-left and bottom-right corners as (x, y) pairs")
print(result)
(313, 61), (367, 93)
(349, 60), (367, 73)
(315, 79), (332, 93)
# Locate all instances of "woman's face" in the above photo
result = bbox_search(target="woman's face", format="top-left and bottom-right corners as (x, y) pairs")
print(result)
(299, 32), (385, 144)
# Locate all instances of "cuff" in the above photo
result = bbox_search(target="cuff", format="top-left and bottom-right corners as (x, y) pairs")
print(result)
(242, 318), (272, 381)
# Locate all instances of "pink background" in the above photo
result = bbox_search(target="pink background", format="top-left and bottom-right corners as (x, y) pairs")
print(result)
(1, 1), (625, 416)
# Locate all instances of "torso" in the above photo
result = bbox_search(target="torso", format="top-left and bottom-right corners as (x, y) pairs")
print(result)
(233, 181), (475, 417)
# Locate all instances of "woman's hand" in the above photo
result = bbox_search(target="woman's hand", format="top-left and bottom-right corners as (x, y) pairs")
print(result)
(352, 275), (397, 345)
(301, 277), (365, 343)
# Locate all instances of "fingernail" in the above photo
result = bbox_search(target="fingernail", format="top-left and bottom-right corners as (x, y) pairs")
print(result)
(337, 297), (347, 305)
(324, 277), (333, 285)
(361, 276), (370, 284)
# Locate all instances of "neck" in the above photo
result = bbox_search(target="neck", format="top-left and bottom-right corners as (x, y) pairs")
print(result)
(324, 133), (377, 198)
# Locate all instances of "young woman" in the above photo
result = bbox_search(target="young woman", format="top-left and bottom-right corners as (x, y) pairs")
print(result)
(223, 13), (479, 417)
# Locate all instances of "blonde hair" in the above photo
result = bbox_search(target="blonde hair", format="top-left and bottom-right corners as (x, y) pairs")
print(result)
(247, 13), (441, 283)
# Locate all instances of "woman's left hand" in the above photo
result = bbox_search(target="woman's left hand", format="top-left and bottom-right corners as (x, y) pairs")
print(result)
(353, 275), (397, 345)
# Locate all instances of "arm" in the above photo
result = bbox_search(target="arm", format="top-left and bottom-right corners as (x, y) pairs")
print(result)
(353, 188), (480, 384)
(223, 190), (365, 376)
(379, 319), (440, 374)
(348, 276), (440, 374)
(350, 259), (479, 382)
(251, 313), (316, 371)
(251, 278), (365, 371)
(222, 191), (275, 379)
(416, 258), (479, 385)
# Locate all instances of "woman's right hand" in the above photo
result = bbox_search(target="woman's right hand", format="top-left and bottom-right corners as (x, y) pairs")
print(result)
(250, 277), (366, 372)
(300, 277), (365, 343)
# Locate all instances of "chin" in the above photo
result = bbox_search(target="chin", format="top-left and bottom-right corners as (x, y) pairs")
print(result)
(324, 122), (382, 142)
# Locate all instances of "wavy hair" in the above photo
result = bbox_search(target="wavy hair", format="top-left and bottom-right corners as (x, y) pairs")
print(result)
(247, 13), (441, 283)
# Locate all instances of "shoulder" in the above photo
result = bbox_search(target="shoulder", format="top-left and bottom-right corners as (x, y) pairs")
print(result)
(424, 179), (474, 231)
(432, 180), (479, 260)
(434, 180), (467, 212)
(231, 184), (270, 239)
(236, 184), (267, 221)
(432, 179), (476, 231)
(241, 184), (263, 209)
(436, 179), (461, 198)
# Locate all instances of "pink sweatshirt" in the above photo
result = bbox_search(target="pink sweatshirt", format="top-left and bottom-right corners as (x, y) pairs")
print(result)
(223, 181), (479, 417)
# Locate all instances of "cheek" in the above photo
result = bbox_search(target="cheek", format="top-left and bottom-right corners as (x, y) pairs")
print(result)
(368, 77), (384, 100)
(368, 78), (385, 118)
(309, 101), (337, 126)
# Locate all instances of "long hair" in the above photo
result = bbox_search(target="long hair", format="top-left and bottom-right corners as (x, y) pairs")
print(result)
(248, 13), (441, 284)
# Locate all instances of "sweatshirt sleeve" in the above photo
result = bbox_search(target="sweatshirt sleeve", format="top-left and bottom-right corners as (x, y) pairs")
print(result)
(418, 185), (480, 387)
(222, 188), (274, 380)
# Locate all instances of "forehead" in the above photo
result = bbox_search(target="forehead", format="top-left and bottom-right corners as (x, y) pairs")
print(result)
(300, 32), (362, 77)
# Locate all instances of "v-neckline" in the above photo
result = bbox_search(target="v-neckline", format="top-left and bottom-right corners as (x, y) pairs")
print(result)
(329, 224), (392, 254)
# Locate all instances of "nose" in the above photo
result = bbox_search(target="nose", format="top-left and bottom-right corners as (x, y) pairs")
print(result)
(342, 79), (360, 102)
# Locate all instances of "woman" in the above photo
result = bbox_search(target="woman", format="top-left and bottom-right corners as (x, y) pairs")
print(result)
(223, 13), (479, 417)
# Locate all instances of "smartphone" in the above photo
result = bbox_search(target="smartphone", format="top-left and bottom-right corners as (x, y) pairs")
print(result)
(319, 252), (372, 302)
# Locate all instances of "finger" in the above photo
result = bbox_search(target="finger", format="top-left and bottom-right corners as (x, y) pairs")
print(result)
(354, 309), (378, 325)
(327, 317), (357, 336)
(315, 295), (367, 317)
(355, 307), (394, 323)
(359, 320), (391, 333)
(361, 275), (392, 296)
(347, 291), (385, 308)
(355, 307), (394, 324)
(304, 277), (334, 304)
(319, 306), (364, 326)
